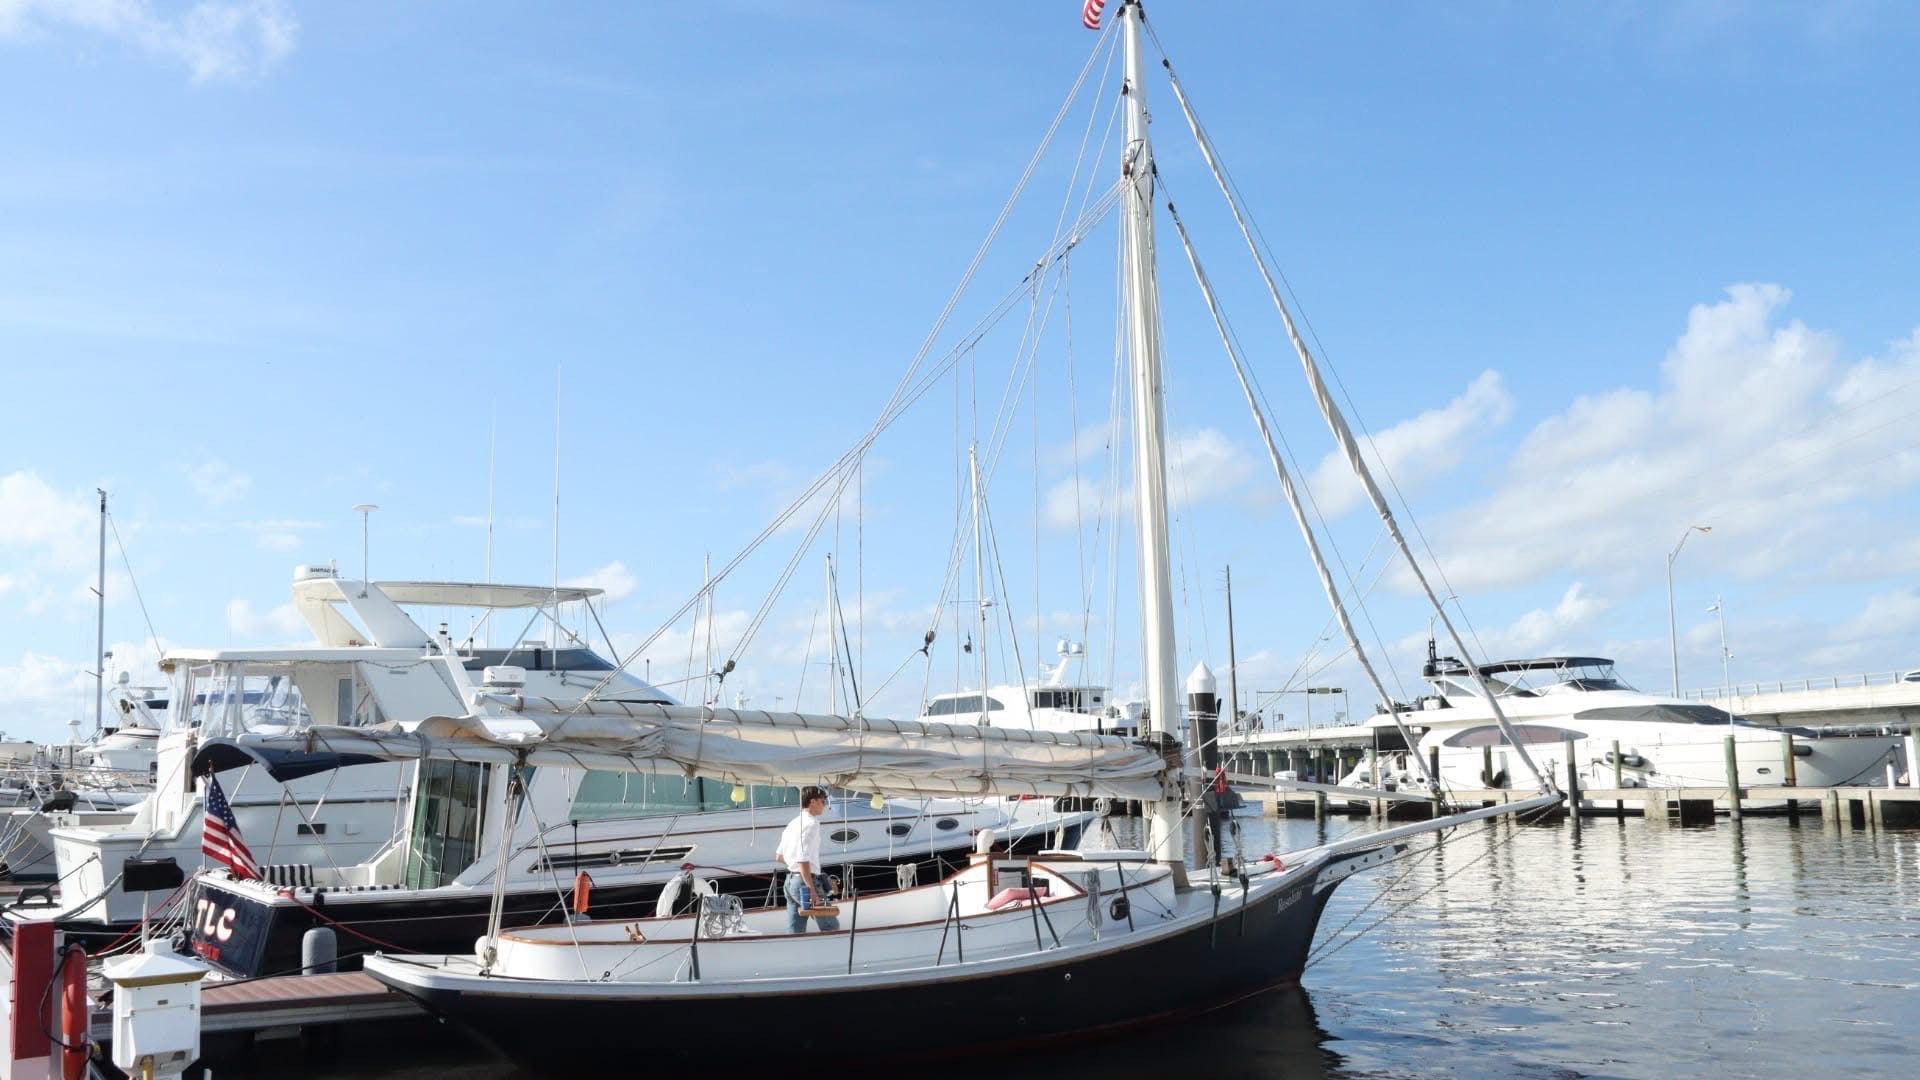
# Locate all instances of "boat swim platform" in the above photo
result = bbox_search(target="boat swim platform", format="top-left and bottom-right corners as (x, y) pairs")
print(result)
(1238, 785), (1920, 828)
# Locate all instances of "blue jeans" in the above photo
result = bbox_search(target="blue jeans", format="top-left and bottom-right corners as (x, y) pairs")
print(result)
(784, 872), (840, 933)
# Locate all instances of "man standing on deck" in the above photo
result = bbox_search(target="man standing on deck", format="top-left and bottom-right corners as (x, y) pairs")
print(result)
(775, 785), (841, 933)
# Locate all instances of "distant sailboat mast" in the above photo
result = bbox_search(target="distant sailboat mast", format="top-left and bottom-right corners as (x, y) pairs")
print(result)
(93, 487), (107, 738)
(1119, 0), (1184, 867)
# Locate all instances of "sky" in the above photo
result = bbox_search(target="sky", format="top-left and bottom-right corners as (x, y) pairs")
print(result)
(2, 0), (1918, 742)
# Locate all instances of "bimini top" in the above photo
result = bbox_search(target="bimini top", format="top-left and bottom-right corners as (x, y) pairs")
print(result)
(1429, 656), (1615, 677)
(292, 574), (602, 609)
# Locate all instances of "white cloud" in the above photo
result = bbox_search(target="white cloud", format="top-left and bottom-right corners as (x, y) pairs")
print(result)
(0, 470), (97, 569)
(565, 561), (639, 603)
(224, 597), (304, 639)
(256, 531), (300, 552)
(1043, 427), (1255, 529)
(1486, 583), (1610, 657)
(0, 0), (298, 82)
(1307, 370), (1514, 518)
(1833, 586), (1920, 645)
(1424, 285), (1920, 592)
(185, 458), (251, 505)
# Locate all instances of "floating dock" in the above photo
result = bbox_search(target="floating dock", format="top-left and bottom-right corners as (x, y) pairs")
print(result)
(1243, 784), (1920, 828)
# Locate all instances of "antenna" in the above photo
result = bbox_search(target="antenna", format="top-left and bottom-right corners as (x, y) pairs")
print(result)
(353, 504), (379, 597)
(485, 395), (497, 646)
(551, 364), (562, 633)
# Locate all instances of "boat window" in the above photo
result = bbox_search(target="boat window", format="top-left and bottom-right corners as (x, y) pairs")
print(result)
(828, 829), (859, 844)
(460, 646), (614, 672)
(887, 823), (912, 837)
(405, 760), (489, 889)
(1442, 724), (1588, 748)
(1573, 705), (1741, 726)
(569, 774), (801, 819)
(925, 694), (1005, 717)
(934, 818), (960, 831)
(1032, 689), (1087, 710)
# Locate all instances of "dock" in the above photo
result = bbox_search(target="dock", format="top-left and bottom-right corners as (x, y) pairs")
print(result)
(1242, 783), (1920, 829)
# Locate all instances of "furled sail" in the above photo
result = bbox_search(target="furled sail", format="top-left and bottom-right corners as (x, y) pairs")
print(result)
(254, 698), (1170, 800)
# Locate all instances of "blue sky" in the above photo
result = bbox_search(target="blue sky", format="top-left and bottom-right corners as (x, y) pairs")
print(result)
(3, 1), (1919, 741)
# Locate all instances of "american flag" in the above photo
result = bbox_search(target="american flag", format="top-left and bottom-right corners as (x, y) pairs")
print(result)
(202, 775), (259, 879)
(1082, 0), (1107, 31)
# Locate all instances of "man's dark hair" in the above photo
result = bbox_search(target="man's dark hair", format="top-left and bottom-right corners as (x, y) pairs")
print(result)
(801, 785), (829, 806)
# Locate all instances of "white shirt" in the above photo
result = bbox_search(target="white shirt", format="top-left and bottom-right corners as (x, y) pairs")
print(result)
(776, 809), (823, 873)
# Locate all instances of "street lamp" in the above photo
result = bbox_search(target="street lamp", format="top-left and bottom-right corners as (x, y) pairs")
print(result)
(353, 504), (379, 597)
(1706, 596), (1732, 706)
(1666, 524), (1711, 694)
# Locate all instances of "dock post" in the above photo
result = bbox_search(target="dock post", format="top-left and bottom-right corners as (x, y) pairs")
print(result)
(1907, 730), (1919, 787)
(1313, 789), (1327, 822)
(1481, 745), (1494, 787)
(1723, 735), (1742, 820)
(1611, 739), (1624, 821)
(1781, 733), (1799, 820)
(1563, 735), (1581, 831)
(1822, 787), (1842, 829)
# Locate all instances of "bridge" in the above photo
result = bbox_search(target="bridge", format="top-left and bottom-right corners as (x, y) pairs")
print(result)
(1683, 669), (1920, 730)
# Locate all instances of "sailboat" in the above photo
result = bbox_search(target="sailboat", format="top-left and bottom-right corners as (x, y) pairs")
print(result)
(239, 3), (1562, 1066)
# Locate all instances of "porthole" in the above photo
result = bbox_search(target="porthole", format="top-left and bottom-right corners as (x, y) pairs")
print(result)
(829, 829), (859, 843)
(935, 818), (960, 832)
(1756, 767), (1772, 775)
(887, 823), (912, 837)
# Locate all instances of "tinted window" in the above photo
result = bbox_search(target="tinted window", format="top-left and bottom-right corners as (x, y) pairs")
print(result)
(1443, 724), (1587, 748)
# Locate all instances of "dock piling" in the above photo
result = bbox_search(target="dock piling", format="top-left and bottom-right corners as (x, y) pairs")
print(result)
(1564, 736), (1581, 832)
(1723, 735), (1742, 820)
(1611, 739), (1624, 821)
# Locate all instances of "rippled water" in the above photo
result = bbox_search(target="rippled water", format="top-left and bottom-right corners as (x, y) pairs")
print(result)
(268, 813), (1919, 1079)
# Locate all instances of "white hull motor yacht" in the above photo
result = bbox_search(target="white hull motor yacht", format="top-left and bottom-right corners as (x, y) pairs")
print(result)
(1337, 650), (1903, 801)
(917, 640), (1156, 739)
(47, 567), (670, 934)
(0, 677), (167, 879)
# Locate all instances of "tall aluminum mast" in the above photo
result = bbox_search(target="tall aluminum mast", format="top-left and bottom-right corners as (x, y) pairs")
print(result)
(1120, 0), (1184, 866)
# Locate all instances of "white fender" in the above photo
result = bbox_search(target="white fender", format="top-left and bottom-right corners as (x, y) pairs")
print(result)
(654, 871), (716, 919)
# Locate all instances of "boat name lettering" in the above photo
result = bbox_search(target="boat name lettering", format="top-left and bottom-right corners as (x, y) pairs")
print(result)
(194, 897), (238, 942)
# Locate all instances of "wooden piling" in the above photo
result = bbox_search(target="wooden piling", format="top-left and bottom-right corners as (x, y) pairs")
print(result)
(1822, 786), (1842, 829)
(1312, 789), (1327, 822)
(1781, 733), (1799, 820)
(1723, 735), (1742, 820)
(1563, 735), (1581, 831)
(1611, 739), (1624, 821)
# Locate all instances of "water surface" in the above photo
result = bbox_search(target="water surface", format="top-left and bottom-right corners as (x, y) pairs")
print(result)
(250, 813), (1919, 1079)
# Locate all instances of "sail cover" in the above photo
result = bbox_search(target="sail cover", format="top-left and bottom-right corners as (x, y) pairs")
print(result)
(254, 698), (1170, 800)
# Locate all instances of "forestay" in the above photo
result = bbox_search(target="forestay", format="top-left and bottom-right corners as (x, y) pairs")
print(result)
(264, 698), (1170, 800)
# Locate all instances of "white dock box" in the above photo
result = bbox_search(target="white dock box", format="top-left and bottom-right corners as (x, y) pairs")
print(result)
(103, 942), (209, 1076)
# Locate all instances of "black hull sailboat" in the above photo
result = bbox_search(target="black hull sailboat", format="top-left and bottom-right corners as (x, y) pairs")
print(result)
(368, 849), (1380, 1074)
(187, 821), (1083, 978)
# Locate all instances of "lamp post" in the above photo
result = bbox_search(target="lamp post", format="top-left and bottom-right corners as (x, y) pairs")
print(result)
(1707, 596), (1732, 706)
(353, 504), (379, 597)
(1666, 524), (1712, 694)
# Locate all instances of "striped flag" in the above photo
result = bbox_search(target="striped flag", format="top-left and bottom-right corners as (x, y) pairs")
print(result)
(1082, 0), (1107, 31)
(202, 775), (259, 879)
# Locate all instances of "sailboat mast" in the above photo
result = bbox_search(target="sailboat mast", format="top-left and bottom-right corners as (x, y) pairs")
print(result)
(1120, 0), (1184, 866)
(969, 443), (991, 725)
(94, 487), (107, 737)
